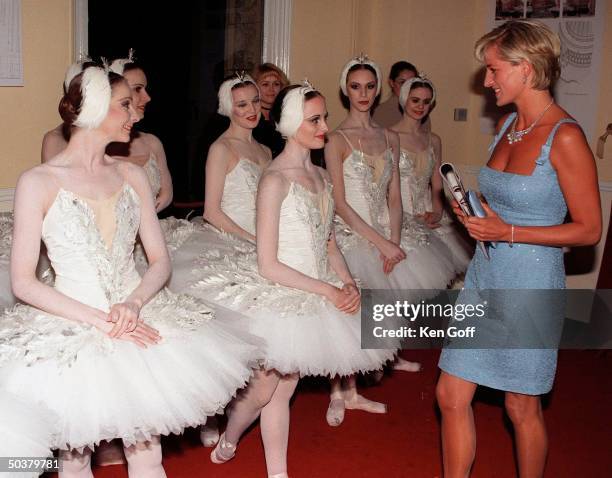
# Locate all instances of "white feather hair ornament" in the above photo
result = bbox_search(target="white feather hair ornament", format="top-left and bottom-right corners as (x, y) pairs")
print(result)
(63, 55), (92, 92)
(73, 66), (112, 129)
(398, 74), (436, 111)
(276, 79), (316, 138)
(339, 53), (382, 96)
(217, 71), (259, 117)
(109, 48), (136, 75)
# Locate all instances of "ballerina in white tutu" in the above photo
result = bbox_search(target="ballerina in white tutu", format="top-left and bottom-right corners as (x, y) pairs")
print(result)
(324, 55), (461, 378)
(391, 75), (472, 273)
(166, 73), (272, 297)
(0, 65), (260, 477)
(189, 83), (394, 478)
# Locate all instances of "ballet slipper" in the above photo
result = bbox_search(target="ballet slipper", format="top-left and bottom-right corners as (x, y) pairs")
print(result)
(210, 433), (236, 464)
(200, 419), (220, 447)
(268, 473), (289, 478)
(393, 357), (422, 372)
(95, 440), (126, 466)
(326, 397), (345, 427)
(344, 393), (387, 414)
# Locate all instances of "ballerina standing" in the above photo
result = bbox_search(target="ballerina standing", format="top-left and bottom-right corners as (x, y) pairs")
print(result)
(391, 75), (472, 273)
(0, 65), (259, 477)
(325, 55), (459, 381)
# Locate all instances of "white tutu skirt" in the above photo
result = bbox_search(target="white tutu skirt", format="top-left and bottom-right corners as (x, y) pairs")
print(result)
(186, 250), (396, 378)
(0, 289), (260, 452)
(0, 390), (55, 478)
(335, 218), (459, 296)
(134, 216), (256, 292)
(431, 212), (473, 273)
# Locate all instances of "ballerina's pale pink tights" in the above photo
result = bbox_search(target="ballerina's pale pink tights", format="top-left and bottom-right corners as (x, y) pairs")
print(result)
(225, 369), (299, 476)
(60, 436), (166, 478)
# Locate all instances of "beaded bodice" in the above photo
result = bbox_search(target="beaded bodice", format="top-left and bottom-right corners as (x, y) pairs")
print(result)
(398, 141), (435, 216)
(41, 184), (141, 310)
(338, 133), (393, 234)
(220, 158), (263, 235)
(277, 181), (334, 280)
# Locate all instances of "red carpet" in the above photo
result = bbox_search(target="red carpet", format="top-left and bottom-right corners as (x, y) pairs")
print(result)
(47, 350), (611, 477)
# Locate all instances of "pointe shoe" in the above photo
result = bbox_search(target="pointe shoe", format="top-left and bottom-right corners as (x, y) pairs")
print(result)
(95, 440), (126, 466)
(268, 473), (289, 478)
(210, 433), (236, 464)
(393, 357), (422, 373)
(326, 398), (346, 427)
(344, 394), (387, 414)
(200, 422), (220, 447)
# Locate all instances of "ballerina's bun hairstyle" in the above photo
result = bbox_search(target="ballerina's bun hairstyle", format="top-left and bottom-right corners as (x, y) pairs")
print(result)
(339, 54), (382, 96)
(474, 19), (561, 90)
(59, 66), (124, 129)
(399, 76), (436, 110)
(217, 72), (260, 117)
(271, 81), (322, 138)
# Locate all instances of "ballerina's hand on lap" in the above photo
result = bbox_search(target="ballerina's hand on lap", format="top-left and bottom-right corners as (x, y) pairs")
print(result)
(325, 283), (360, 314)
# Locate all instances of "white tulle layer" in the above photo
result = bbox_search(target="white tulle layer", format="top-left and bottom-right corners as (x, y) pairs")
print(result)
(0, 390), (55, 478)
(336, 220), (459, 295)
(178, 248), (396, 378)
(0, 295), (260, 452)
(431, 216), (473, 273)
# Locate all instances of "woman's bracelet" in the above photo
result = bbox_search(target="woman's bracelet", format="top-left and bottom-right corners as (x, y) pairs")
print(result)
(509, 224), (515, 248)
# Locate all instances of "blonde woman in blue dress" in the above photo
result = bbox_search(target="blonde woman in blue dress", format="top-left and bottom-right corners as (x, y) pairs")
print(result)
(437, 20), (601, 477)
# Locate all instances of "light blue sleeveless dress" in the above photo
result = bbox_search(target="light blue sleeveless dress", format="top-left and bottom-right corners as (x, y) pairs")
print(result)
(438, 114), (575, 395)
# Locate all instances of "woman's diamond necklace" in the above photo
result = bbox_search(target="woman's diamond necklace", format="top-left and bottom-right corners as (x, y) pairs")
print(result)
(507, 99), (554, 145)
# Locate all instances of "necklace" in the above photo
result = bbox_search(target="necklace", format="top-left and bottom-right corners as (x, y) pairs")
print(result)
(506, 99), (554, 145)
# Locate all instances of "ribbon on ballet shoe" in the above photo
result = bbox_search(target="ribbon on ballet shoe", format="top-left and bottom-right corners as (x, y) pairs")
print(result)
(210, 433), (236, 464)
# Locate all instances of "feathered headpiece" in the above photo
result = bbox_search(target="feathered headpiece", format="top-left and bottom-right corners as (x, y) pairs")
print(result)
(73, 66), (112, 129)
(63, 55), (92, 92)
(339, 53), (382, 96)
(398, 74), (436, 110)
(217, 71), (259, 117)
(109, 48), (136, 75)
(276, 79), (317, 138)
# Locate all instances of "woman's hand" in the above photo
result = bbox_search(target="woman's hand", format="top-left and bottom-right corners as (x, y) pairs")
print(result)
(421, 211), (442, 229)
(325, 283), (361, 314)
(107, 300), (142, 338)
(464, 202), (511, 242)
(95, 309), (161, 348)
(377, 239), (406, 267)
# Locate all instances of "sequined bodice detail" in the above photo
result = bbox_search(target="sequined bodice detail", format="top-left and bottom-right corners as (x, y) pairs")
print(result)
(143, 155), (162, 198)
(341, 149), (393, 233)
(277, 181), (334, 280)
(41, 185), (141, 310)
(399, 145), (435, 216)
(220, 158), (263, 235)
(480, 114), (570, 228)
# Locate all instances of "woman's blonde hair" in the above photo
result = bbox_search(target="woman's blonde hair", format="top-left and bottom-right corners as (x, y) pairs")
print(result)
(474, 19), (561, 90)
(251, 63), (289, 88)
